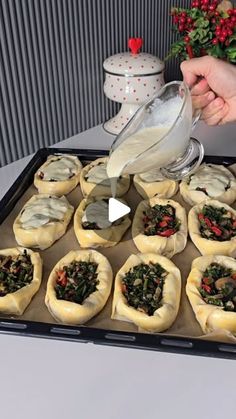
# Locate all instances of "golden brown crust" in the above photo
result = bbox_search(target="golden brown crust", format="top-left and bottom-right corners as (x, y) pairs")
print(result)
(180, 164), (236, 206)
(112, 253), (181, 332)
(80, 157), (130, 197)
(186, 255), (236, 335)
(133, 174), (178, 199)
(132, 197), (187, 258)
(188, 199), (236, 257)
(0, 247), (42, 315)
(34, 155), (82, 196)
(45, 249), (113, 325)
(13, 194), (74, 250)
(74, 197), (131, 248)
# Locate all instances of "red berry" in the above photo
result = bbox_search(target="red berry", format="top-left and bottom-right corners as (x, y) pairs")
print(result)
(219, 36), (226, 43)
(228, 29), (233, 36)
(181, 12), (187, 17)
(220, 18), (225, 25)
(231, 16), (236, 23)
(227, 9), (233, 16)
(233, 9), (236, 16)
(225, 39), (230, 46)
(184, 35), (191, 43)
(173, 16), (179, 24)
(201, 5), (208, 11)
(211, 18), (216, 24)
(222, 30), (228, 37)
(212, 38), (218, 45)
(214, 11), (219, 17)
(215, 25), (221, 31)
(215, 30), (221, 36)
(209, 5), (216, 11)
(180, 17), (186, 24)
(187, 17), (193, 23)
(178, 25), (185, 32)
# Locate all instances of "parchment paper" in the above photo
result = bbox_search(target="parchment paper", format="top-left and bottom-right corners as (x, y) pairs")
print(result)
(0, 159), (236, 344)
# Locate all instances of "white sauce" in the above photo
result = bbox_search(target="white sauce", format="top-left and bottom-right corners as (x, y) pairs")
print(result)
(82, 200), (111, 229)
(41, 156), (79, 181)
(139, 168), (165, 183)
(188, 165), (230, 197)
(106, 96), (186, 197)
(86, 163), (110, 186)
(20, 196), (69, 229)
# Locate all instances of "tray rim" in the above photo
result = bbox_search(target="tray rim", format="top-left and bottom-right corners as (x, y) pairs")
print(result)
(1, 147), (236, 360)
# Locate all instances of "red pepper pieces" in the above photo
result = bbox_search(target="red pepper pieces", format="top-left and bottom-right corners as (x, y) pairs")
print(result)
(159, 229), (176, 237)
(57, 270), (67, 287)
(159, 220), (168, 228)
(202, 284), (211, 294)
(211, 226), (222, 236)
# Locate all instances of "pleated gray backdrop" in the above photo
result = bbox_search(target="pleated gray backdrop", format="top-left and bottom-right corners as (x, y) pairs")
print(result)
(1, 0), (190, 166)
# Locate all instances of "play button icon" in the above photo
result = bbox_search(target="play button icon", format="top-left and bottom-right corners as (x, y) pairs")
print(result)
(108, 198), (131, 223)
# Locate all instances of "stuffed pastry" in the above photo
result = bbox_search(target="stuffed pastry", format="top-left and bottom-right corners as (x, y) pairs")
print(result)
(0, 247), (42, 315)
(80, 157), (130, 197)
(13, 194), (74, 250)
(132, 197), (187, 258)
(112, 253), (181, 332)
(45, 249), (113, 325)
(133, 168), (178, 199)
(188, 200), (236, 257)
(186, 255), (236, 335)
(34, 154), (83, 196)
(74, 197), (131, 248)
(180, 163), (236, 206)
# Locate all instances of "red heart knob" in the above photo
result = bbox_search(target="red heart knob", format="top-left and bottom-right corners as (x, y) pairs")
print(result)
(128, 37), (143, 55)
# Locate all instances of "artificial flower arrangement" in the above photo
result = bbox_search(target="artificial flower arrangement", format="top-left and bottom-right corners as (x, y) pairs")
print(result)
(167, 0), (236, 63)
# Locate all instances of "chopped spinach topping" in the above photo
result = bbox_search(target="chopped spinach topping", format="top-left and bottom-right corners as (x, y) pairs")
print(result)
(199, 263), (236, 312)
(143, 204), (180, 237)
(55, 260), (99, 304)
(0, 250), (33, 296)
(198, 205), (236, 241)
(121, 262), (168, 316)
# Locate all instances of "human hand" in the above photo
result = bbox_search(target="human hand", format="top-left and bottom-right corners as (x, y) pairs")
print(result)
(181, 56), (236, 125)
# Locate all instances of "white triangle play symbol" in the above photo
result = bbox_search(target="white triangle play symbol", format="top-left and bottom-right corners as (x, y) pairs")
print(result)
(108, 198), (130, 223)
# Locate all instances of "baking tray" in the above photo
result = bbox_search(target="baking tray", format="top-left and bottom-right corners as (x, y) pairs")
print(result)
(1, 147), (236, 360)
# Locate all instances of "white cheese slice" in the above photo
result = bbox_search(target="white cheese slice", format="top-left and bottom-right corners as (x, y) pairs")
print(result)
(139, 168), (165, 183)
(86, 163), (111, 186)
(20, 196), (69, 229)
(41, 156), (79, 181)
(188, 165), (230, 197)
(82, 200), (111, 229)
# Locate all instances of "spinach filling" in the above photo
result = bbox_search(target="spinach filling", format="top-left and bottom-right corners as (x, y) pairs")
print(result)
(199, 263), (236, 311)
(82, 199), (122, 230)
(143, 204), (180, 237)
(121, 262), (168, 316)
(0, 250), (33, 296)
(55, 260), (99, 304)
(198, 205), (236, 241)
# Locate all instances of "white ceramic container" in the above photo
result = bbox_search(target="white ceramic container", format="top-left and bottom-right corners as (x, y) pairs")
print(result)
(103, 52), (165, 135)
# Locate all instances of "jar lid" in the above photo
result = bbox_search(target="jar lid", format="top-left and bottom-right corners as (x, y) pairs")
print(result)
(103, 52), (164, 77)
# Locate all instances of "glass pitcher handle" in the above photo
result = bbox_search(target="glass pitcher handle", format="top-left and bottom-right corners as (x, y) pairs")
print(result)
(160, 137), (204, 181)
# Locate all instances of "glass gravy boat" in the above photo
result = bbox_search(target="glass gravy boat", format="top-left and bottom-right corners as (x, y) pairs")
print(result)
(107, 80), (204, 180)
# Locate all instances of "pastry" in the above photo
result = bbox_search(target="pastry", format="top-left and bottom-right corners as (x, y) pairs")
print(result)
(186, 255), (236, 335)
(0, 247), (42, 315)
(180, 163), (236, 206)
(133, 168), (178, 199)
(188, 200), (236, 257)
(45, 249), (113, 325)
(80, 157), (130, 197)
(74, 197), (131, 248)
(132, 197), (187, 258)
(34, 154), (83, 196)
(112, 253), (181, 332)
(13, 194), (74, 250)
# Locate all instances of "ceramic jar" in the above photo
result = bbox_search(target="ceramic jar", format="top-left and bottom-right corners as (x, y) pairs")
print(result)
(103, 52), (165, 135)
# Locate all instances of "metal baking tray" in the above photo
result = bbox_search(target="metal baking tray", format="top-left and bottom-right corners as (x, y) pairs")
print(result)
(0, 147), (236, 359)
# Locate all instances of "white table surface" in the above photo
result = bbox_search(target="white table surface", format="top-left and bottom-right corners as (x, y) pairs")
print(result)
(0, 122), (236, 419)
